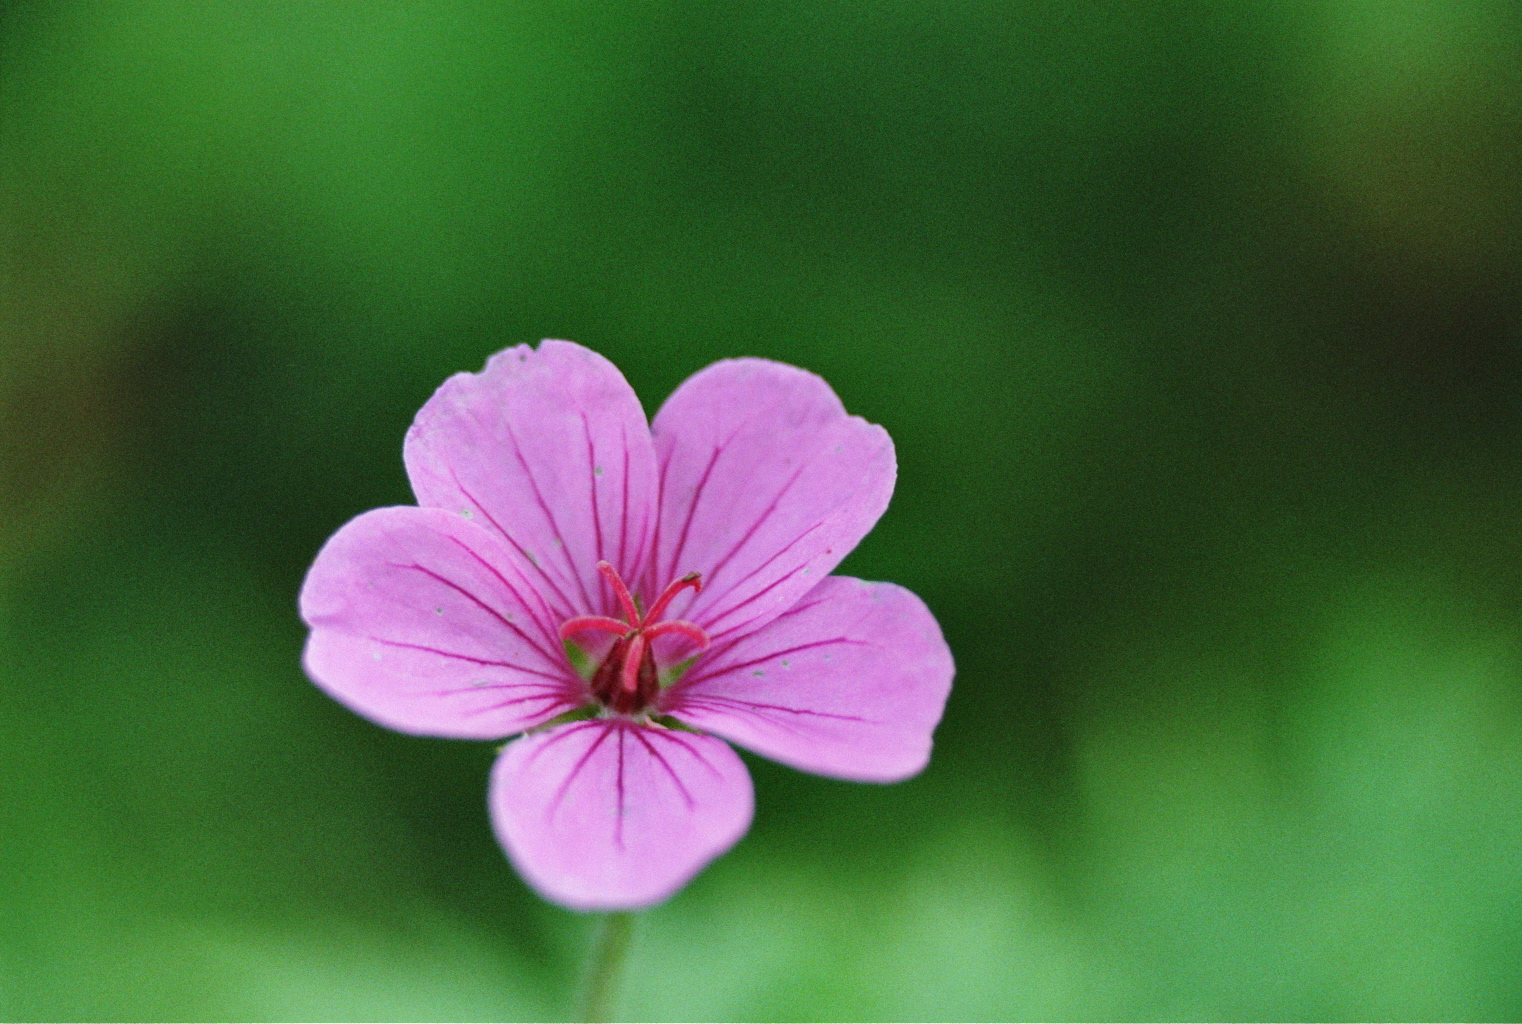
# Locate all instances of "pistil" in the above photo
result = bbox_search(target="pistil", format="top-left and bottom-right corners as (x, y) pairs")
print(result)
(560, 561), (710, 714)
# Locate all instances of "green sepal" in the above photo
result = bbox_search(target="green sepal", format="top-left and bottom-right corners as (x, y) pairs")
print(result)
(563, 638), (595, 680)
(650, 714), (702, 733)
(659, 655), (699, 689)
(525, 704), (598, 737)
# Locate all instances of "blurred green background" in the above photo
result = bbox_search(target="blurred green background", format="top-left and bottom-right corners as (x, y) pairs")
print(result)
(3, 1), (1522, 1020)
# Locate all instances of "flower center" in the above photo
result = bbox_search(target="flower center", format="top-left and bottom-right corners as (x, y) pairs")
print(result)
(559, 561), (710, 715)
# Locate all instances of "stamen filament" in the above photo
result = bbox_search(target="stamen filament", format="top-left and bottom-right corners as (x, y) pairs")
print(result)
(559, 615), (633, 641)
(567, 563), (709, 716)
(596, 560), (642, 626)
(641, 619), (711, 650)
(644, 571), (703, 625)
(620, 633), (646, 695)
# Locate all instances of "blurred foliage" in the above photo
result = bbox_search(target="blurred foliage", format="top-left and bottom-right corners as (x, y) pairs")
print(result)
(3, 1), (1522, 1019)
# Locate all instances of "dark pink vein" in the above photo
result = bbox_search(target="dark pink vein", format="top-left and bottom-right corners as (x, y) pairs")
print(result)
(647, 445), (673, 600)
(700, 563), (814, 644)
(700, 462), (809, 597)
(428, 680), (568, 699)
(646, 728), (725, 781)
(622, 436), (651, 594)
(521, 719), (604, 769)
(779, 594), (831, 620)
(501, 419), (597, 612)
(369, 637), (567, 682)
(675, 690), (876, 730)
(673, 699), (850, 743)
(440, 536), (561, 663)
(544, 721), (616, 822)
(632, 727), (695, 809)
(387, 562), (549, 656)
(617, 437), (631, 588)
(708, 578), (837, 648)
(458, 692), (574, 719)
(447, 468), (579, 619)
(684, 636), (872, 687)
(703, 562), (834, 642)
(675, 693), (873, 724)
(645, 450), (663, 599)
(582, 413), (605, 571)
(614, 725), (627, 850)
(666, 443), (726, 585)
(673, 703), (816, 741)
(700, 532), (827, 640)
(660, 592), (833, 696)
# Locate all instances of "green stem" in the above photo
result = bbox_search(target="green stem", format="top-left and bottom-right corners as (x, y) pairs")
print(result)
(574, 912), (635, 1023)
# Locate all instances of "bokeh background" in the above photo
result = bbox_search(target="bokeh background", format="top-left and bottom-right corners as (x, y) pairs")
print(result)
(4, 2), (1522, 1020)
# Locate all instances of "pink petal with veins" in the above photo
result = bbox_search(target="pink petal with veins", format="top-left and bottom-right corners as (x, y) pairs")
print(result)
(300, 340), (954, 913)
(648, 358), (895, 643)
(491, 720), (754, 910)
(664, 576), (953, 782)
(404, 340), (659, 623)
(301, 506), (583, 739)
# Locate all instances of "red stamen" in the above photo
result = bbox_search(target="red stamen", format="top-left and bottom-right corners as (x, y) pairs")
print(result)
(620, 632), (646, 695)
(641, 618), (711, 651)
(644, 571), (703, 625)
(596, 560), (641, 626)
(567, 566), (709, 716)
(558, 615), (632, 642)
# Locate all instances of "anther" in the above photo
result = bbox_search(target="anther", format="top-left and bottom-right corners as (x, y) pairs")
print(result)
(644, 571), (702, 625)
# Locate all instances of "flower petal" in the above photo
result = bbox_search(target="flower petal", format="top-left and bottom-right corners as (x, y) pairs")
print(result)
(300, 506), (582, 739)
(649, 358), (895, 641)
(404, 340), (659, 621)
(491, 719), (754, 910)
(663, 576), (953, 782)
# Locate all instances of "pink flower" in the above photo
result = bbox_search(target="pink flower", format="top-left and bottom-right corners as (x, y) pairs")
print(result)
(299, 340), (954, 910)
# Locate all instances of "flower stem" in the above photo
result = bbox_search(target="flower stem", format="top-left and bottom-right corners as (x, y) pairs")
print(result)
(574, 912), (635, 1023)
